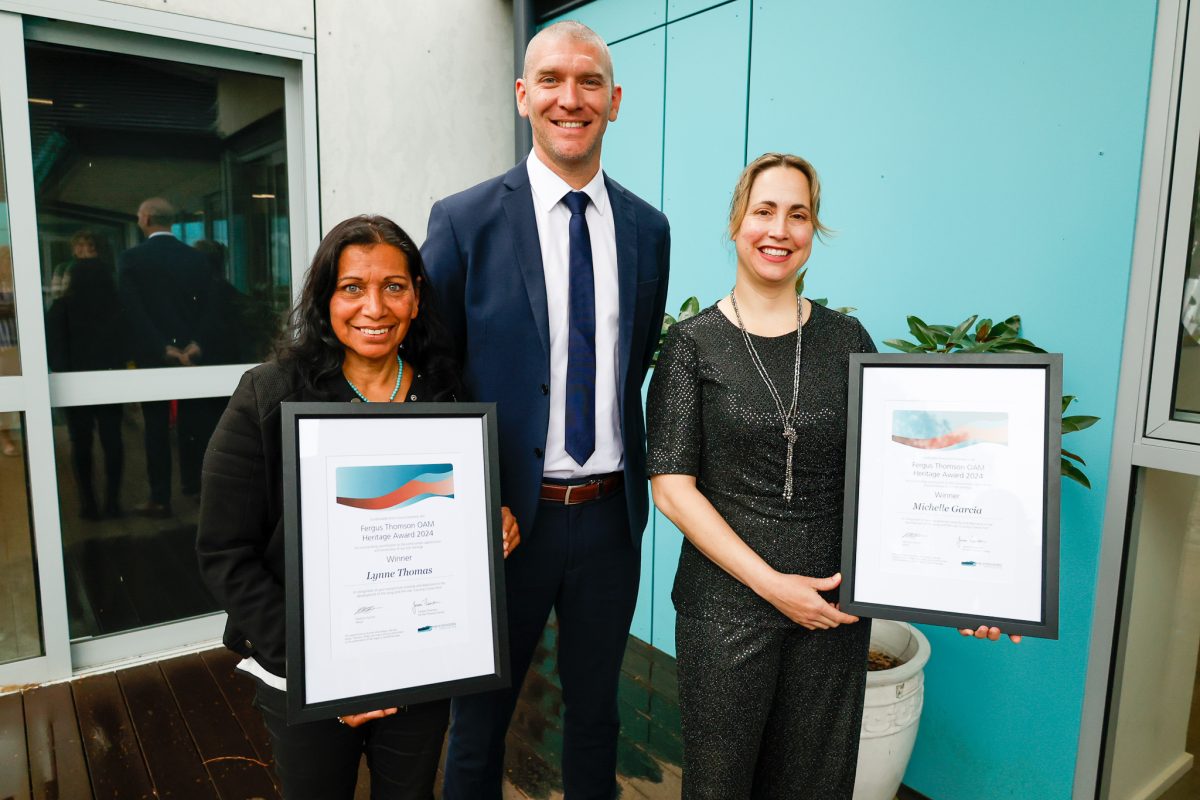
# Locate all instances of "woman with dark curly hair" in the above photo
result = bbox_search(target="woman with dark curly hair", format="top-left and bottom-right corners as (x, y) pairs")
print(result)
(197, 215), (519, 799)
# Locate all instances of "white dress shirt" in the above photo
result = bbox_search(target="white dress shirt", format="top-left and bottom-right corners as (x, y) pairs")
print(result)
(526, 150), (623, 479)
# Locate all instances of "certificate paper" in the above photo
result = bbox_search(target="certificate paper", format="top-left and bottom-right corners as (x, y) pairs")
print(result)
(282, 403), (508, 722)
(840, 355), (1061, 639)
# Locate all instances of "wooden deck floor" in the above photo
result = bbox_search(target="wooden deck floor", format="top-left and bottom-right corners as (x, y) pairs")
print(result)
(0, 647), (666, 800)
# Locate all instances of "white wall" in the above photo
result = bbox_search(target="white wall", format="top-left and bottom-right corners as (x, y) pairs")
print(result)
(314, 0), (515, 241)
(105, 0), (314, 37)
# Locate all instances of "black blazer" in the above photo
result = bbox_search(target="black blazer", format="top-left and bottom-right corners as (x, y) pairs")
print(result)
(117, 234), (213, 366)
(422, 161), (671, 541)
(196, 359), (455, 677)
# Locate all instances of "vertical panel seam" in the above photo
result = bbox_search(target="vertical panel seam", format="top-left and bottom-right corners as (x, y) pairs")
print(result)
(743, 0), (753, 166)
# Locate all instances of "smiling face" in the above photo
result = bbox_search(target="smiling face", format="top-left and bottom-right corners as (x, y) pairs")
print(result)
(329, 243), (419, 368)
(733, 166), (816, 288)
(516, 31), (622, 185)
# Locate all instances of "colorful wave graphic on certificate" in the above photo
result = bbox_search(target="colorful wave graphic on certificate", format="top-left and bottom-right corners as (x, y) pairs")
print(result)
(335, 463), (454, 510)
(891, 410), (1008, 450)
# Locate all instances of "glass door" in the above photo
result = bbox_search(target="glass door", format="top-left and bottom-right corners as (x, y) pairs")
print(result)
(0, 11), (312, 678)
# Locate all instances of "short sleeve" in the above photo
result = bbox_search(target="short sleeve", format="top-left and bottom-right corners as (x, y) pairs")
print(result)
(646, 324), (702, 477)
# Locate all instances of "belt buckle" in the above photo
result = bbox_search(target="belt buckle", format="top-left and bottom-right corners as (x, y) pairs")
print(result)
(563, 479), (594, 506)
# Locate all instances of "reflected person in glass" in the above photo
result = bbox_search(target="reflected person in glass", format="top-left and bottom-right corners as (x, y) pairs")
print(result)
(0, 244), (18, 455)
(46, 231), (126, 519)
(117, 197), (215, 516)
(196, 215), (520, 800)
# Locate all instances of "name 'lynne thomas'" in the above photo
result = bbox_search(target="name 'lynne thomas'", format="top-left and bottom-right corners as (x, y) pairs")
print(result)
(911, 502), (984, 514)
(365, 567), (434, 581)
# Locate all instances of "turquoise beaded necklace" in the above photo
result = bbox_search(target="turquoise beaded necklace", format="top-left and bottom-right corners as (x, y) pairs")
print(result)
(345, 354), (404, 402)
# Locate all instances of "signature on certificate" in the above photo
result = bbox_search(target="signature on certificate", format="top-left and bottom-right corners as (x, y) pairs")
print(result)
(412, 597), (441, 612)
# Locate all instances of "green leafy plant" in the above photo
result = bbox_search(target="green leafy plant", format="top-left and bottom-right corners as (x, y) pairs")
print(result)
(885, 314), (1100, 488)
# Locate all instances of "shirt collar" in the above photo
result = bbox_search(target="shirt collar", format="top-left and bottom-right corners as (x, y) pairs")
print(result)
(147, 231), (175, 239)
(526, 149), (609, 217)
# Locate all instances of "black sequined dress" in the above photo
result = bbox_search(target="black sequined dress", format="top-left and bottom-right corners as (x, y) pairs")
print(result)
(648, 301), (876, 623)
(646, 301), (877, 799)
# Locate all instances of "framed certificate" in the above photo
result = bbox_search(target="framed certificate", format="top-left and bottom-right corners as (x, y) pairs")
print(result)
(281, 402), (509, 723)
(839, 354), (1062, 639)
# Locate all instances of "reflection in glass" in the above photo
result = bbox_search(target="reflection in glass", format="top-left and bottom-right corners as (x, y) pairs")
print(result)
(0, 116), (19, 378)
(26, 42), (291, 372)
(54, 397), (228, 639)
(1176, 145), (1200, 418)
(0, 415), (43, 663)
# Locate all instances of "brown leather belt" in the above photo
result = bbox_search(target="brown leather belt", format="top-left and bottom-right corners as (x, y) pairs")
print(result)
(539, 473), (624, 505)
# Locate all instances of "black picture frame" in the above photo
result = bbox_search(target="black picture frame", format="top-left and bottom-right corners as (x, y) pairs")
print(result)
(281, 402), (509, 723)
(839, 353), (1062, 640)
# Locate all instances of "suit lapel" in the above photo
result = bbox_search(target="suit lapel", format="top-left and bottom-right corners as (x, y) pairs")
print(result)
(607, 175), (639, 412)
(502, 163), (551, 362)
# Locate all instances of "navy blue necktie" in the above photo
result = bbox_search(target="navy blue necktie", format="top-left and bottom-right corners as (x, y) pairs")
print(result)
(563, 191), (595, 466)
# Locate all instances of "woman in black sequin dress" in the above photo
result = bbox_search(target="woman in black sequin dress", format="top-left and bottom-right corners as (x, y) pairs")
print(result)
(646, 154), (874, 799)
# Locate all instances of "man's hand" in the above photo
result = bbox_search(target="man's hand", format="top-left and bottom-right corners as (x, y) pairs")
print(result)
(501, 506), (520, 558)
(958, 626), (1022, 644)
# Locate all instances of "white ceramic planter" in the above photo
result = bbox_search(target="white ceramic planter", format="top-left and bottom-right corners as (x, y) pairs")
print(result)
(852, 620), (932, 800)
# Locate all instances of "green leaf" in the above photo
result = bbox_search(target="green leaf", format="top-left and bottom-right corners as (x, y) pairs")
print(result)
(991, 338), (1047, 353)
(1061, 457), (1092, 489)
(1062, 415), (1100, 434)
(661, 314), (677, 335)
(990, 315), (1022, 339)
(1062, 395), (1076, 414)
(677, 296), (700, 321)
(833, 306), (858, 315)
(795, 267), (809, 296)
(812, 297), (829, 306)
(975, 318), (993, 341)
(961, 339), (1000, 352)
(883, 338), (924, 353)
(947, 315), (979, 347)
(907, 316), (942, 348)
(1061, 447), (1087, 465)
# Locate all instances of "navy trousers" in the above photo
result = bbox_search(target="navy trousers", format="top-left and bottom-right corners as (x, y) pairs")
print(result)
(442, 488), (640, 800)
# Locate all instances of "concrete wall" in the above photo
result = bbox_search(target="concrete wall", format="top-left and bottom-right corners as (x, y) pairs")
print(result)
(106, 0), (314, 37)
(314, 0), (515, 240)
(551, 1), (1160, 797)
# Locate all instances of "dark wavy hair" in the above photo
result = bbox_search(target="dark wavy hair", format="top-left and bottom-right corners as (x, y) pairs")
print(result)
(280, 214), (458, 393)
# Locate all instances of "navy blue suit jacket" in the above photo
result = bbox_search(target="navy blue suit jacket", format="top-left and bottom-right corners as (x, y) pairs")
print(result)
(422, 161), (670, 543)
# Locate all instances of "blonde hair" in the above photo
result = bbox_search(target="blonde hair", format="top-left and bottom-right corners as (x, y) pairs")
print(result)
(727, 153), (831, 240)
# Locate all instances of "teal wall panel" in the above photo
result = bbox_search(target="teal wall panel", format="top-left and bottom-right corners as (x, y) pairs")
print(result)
(547, 0), (1157, 792)
(743, 2), (1157, 798)
(667, 0), (731, 22)
(544, 0), (665, 43)
(604, 30), (666, 210)
(605, 29), (667, 645)
(652, 0), (750, 655)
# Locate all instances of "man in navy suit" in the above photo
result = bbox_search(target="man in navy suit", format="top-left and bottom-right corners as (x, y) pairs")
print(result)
(118, 197), (215, 515)
(423, 20), (670, 800)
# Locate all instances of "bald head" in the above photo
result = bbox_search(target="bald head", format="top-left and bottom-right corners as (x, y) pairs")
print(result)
(137, 197), (176, 234)
(523, 21), (614, 84)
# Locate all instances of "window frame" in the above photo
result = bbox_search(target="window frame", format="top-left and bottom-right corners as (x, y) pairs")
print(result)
(0, 1), (317, 683)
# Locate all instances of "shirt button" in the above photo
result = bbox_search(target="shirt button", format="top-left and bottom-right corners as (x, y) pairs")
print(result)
(533, 447), (544, 459)
(540, 384), (549, 395)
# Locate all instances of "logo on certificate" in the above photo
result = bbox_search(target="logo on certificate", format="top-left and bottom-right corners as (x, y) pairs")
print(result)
(890, 410), (1008, 451)
(335, 463), (454, 510)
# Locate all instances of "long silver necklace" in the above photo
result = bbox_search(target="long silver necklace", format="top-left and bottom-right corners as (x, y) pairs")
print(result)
(729, 289), (803, 502)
